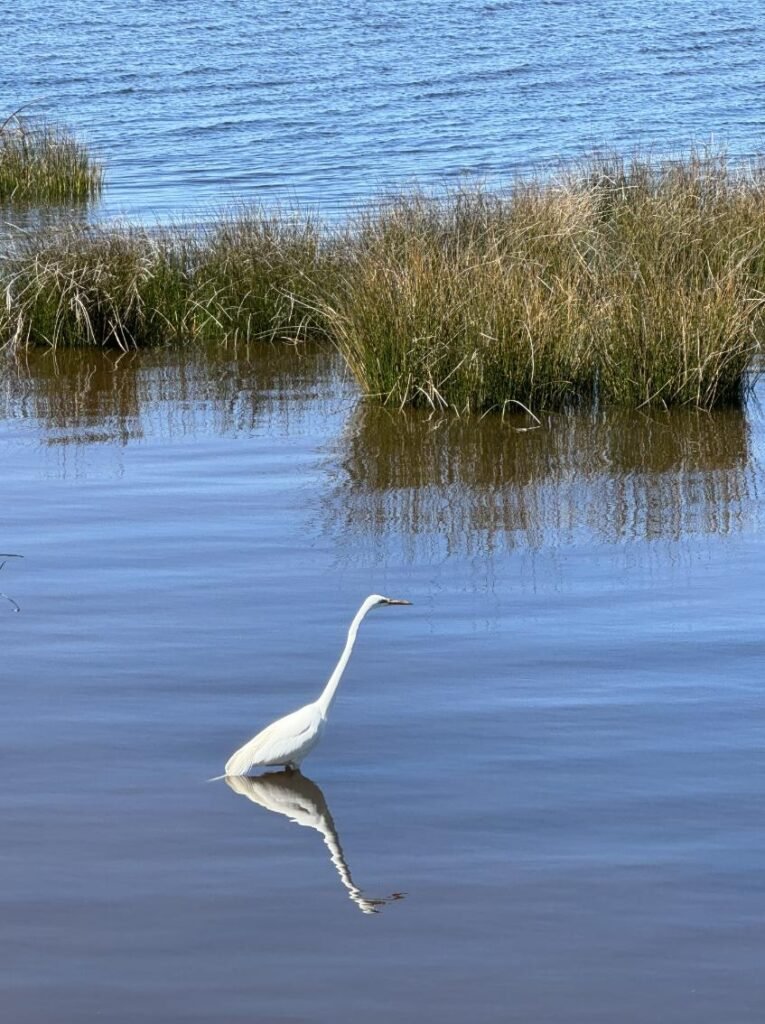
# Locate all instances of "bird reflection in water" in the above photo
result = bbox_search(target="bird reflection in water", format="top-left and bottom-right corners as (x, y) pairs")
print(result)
(226, 771), (405, 915)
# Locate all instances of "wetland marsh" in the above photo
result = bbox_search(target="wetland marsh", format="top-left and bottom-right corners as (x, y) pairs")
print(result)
(2, 1), (765, 1020)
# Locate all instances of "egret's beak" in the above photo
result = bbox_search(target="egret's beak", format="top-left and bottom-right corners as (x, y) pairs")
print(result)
(385, 598), (412, 605)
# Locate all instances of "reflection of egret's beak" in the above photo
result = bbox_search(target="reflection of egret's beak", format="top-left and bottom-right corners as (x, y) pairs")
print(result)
(225, 771), (405, 916)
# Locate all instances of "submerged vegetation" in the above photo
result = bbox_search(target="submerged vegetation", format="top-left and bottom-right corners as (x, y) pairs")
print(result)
(0, 113), (103, 204)
(2, 150), (764, 411)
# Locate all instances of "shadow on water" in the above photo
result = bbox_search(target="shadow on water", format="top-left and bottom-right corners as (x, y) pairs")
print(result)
(0, 343), (344, 448)
(225, 772), (405, 916)
(1, 343), (762, 555)
(0, 202), (94, 241)
(322, 400), (761, 557)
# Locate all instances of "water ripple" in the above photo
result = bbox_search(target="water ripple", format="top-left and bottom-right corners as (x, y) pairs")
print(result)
(2, 0), (765, 220)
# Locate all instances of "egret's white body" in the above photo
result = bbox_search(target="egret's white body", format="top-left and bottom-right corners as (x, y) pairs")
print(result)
(224, 594), (410, 776)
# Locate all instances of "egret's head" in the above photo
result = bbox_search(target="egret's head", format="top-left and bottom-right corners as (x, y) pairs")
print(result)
(370, 594), (411, 607)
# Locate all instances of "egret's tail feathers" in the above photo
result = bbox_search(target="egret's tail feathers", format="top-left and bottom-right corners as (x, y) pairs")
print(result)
(225, 746), (257, 778)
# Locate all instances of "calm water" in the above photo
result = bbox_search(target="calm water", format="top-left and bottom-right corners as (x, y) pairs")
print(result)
(0, 345), (763, 1022)
(2, 4), (765, 1020)
(2, 1), (765, 220)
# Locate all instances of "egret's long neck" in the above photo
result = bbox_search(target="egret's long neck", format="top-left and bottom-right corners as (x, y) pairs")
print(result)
(316, 601), (375, 718)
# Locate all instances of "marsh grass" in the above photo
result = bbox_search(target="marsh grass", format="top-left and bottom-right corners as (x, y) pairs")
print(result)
(0, 113), (103, 204)
(325, 186), (601, 411)
(578, 151), (765, 407)
(325, 151), (765, 411)
(2, 227), (193, 349)
(1, 211), (334, 350)
(2, 150), (765, 409)
(193, 209), (336, 343)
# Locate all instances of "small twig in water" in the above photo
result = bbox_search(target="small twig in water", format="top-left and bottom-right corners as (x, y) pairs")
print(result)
(0, 554), (23, 611)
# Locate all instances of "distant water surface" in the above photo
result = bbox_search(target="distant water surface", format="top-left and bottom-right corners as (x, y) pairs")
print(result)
(2, 0), (765, 220)
(0, 346), (763, 1022)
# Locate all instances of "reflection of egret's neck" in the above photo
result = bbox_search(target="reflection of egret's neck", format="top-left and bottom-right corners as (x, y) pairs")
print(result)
(226, 771), (404, 915)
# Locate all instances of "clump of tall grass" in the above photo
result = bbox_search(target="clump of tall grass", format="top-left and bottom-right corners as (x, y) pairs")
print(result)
(325, 186), (601, 411)
(325, 151), (765, 411)
(576, 151), (765, 407)
(0, 211), (334, 349)
(0, 113), (103, 204)
(193, 208), (336, 344)
(1, 226), (193, 349)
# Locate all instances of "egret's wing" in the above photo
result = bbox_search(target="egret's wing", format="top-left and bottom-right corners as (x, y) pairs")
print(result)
(225, 703), (319, 775)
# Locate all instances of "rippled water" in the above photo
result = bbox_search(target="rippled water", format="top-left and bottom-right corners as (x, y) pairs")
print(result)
(3, 0), (765, 219)
(1, 346), (764, 1022)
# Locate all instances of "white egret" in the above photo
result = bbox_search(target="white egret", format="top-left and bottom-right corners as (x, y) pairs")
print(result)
(224, 594), (411, 776)
(226, 772), (405, 914)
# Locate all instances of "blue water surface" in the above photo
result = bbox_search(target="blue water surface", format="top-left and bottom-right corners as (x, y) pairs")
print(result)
(3, 0), (765, 220)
